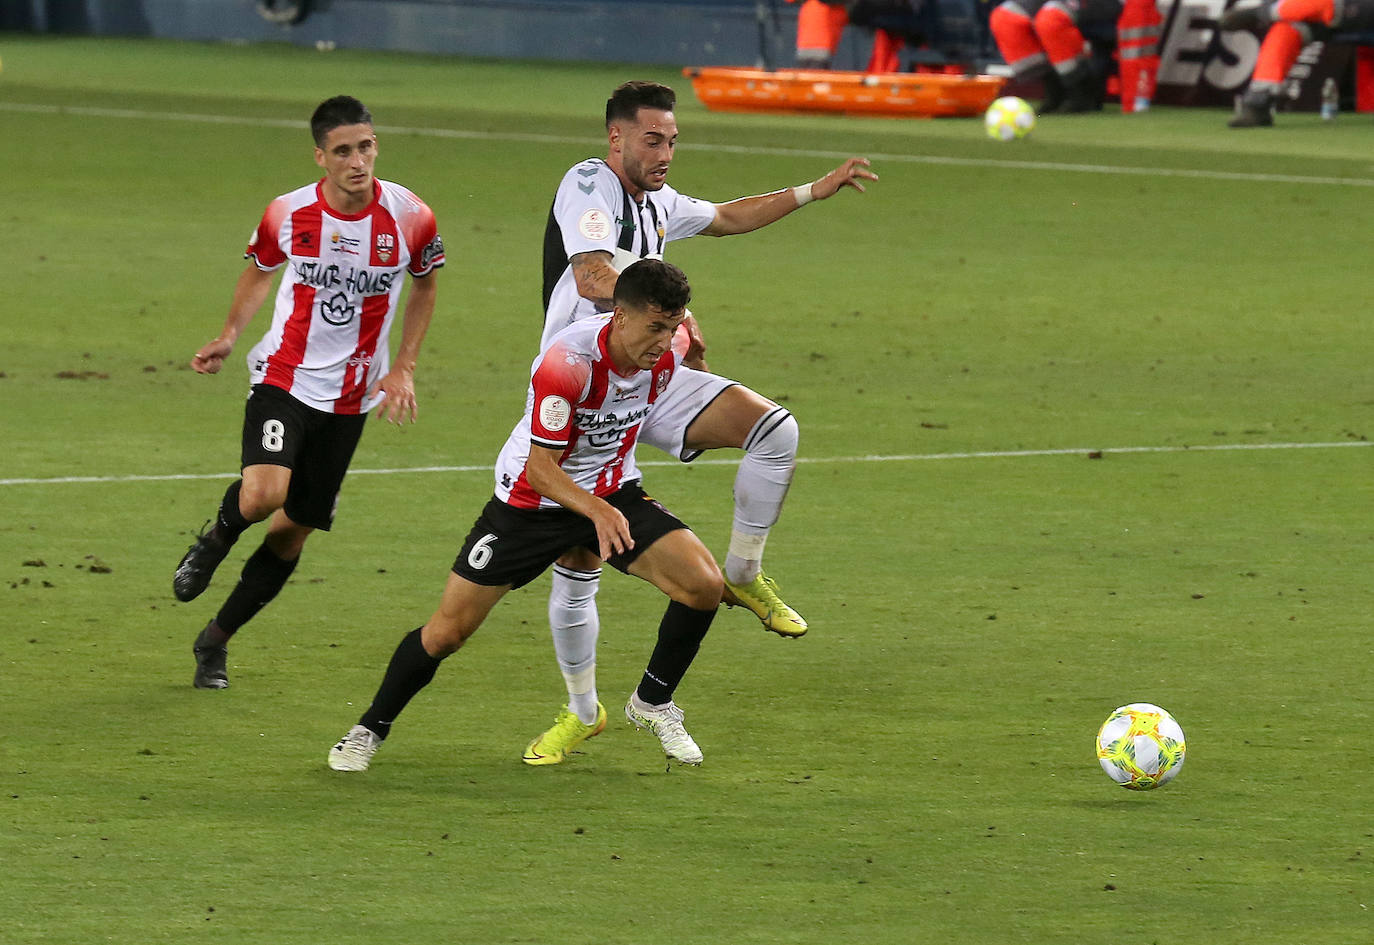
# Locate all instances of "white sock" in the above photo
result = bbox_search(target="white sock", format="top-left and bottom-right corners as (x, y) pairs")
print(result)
(725, 532), (768, 586)
(725, 407), (798, 585)
(549, 565), (601, 724)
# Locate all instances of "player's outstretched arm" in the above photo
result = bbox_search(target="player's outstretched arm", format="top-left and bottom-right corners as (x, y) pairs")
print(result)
(525, 445), (633, 561)
(191, 265), (276, 374)
(701, 157), (877, 237)
(372, 271), (438, 425)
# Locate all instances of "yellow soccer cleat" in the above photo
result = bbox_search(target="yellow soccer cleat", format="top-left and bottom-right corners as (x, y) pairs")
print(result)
(723, 571), (808, 638)
(522, 702), (607, 766)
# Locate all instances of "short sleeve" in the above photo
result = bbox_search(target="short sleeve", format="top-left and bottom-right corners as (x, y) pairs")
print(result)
(528, 343), (591, 449)
(553, 162), (621, 261)
(407, 203), (445, 276)
(660, 187), (716, 242)
(244, 197), (289, 270)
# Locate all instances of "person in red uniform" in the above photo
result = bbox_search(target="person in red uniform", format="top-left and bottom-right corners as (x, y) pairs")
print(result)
(327, 260), (723, 772)
(173, 95), (444, 690)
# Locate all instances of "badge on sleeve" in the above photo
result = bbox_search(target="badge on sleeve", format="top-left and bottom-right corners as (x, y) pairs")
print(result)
(539, 395), (572, 432)
(578, 209), (612, 242)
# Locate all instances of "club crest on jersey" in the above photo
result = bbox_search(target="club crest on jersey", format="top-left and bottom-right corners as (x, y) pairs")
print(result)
(655, 369), (671, 396)
(375, 232), (395, 263)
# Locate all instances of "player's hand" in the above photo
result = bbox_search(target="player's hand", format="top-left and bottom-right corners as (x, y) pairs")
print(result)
(813, 157), (878, 200)
(682, 313), (708, 371)
(191, 337), (234, 375)
(371, 369), (418, 425)
(589, 503), (633, 561)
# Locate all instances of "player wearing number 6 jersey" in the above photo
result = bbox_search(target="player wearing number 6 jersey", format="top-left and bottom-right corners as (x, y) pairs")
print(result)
(172, 95), (444, 690)
(328, 260), (721, 771)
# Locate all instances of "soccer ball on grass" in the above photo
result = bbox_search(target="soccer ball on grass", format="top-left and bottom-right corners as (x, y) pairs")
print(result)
(1096, 702), (1186, 790)
(984, 96), (1035, 141)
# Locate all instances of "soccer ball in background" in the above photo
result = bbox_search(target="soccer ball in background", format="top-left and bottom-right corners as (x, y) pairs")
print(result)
(984, 96), (1036, 141)
(1096, 703), (1186, 790)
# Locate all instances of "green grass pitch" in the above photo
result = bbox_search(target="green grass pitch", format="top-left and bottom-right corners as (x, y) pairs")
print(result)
(2, 33), (1372, 944)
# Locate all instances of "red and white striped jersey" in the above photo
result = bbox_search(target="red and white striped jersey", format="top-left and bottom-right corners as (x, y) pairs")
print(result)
(494, 315), (688, 509)
(243, 178), (444, 414)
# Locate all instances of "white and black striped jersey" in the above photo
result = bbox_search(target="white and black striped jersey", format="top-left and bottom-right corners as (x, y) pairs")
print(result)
(540, 158), (715, 350)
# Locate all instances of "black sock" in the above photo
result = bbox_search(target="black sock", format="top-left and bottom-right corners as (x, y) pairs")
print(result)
(360, 628), (443, 740)
(210, 479), (251, 546)
(214, 543), (298, 637)
(195, 620), (230, 649)
(635, 601), (717, 706)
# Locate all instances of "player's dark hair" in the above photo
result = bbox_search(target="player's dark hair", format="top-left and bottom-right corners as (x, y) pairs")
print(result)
(615, 259), (691, 314)
(310, 95), (373, 145)
(605, 81), (676, 127)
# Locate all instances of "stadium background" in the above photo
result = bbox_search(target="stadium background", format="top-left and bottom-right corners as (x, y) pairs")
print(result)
(2, 8), (1373, 945)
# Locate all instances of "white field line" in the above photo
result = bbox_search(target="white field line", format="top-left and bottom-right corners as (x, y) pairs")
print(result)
(5, 101), (1374, 188)
(1, 440), (1369, 487)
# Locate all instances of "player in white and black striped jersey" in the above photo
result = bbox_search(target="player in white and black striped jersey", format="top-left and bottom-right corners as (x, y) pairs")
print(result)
(528, 80), (876, 761)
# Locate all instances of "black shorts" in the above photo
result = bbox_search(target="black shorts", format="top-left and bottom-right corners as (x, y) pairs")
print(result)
(239, 383), (368, 531)
(452, 482), (689, 588)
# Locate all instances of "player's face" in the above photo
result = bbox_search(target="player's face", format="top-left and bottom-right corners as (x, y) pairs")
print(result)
(611, 108), (678, 197)
(314, 123), (378, 205)
(615, 302), (685, 371)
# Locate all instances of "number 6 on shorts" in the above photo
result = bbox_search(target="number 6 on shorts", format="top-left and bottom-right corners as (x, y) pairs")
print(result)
(467, 533), (497, 570)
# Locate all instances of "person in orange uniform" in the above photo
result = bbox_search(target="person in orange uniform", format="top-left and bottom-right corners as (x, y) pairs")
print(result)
(793, 0), (850, 68)
(988, 0), (1162, 113)
(1221, 0), (1374, 126)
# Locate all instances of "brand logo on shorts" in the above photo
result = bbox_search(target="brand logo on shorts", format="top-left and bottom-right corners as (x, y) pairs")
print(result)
(578, 209), (611, 242)
(539, 395), (572, 432)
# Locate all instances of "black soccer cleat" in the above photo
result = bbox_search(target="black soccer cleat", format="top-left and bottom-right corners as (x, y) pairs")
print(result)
(1228, 97), (1275, 128)
(173, 523), (230, 602)
(192, 626), (229, 690)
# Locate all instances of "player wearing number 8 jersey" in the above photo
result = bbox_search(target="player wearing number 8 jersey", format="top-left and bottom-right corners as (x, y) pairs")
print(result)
(328, 260), (721, 771)
(172, 95), (444, 690)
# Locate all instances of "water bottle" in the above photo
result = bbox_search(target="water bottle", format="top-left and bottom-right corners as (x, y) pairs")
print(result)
(1321, 77), (1338, 121)
(1133, 69), (1151, 113)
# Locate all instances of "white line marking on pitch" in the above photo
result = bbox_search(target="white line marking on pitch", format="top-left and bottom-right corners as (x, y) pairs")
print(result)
(2, 440), (1368, 487)
(5, 101), (1374, 188)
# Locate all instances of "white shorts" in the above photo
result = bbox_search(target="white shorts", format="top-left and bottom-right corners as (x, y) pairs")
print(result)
(640, 366), (738, 462)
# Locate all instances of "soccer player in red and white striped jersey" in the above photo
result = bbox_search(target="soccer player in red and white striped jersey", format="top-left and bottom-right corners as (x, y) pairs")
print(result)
(173, 95), (444, 690)
(328, 260), (722, 770)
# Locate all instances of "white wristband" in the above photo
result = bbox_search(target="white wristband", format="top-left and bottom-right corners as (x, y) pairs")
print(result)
(793, 182), (814, 207)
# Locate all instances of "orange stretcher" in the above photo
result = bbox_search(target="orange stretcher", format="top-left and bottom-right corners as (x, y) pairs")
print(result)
(683, 66), (1006, 119)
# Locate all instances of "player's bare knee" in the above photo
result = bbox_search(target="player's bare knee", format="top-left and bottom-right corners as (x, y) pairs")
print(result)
(557, 546), (602, 571)
(237, 481), (286, 521)
(677, 555), (724, 611)
(421, 619), (471, 658)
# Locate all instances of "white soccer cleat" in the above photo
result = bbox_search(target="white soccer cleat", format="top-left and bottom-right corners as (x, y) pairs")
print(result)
(625, 695), (703, 765)
(328, 724), (381, 772)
